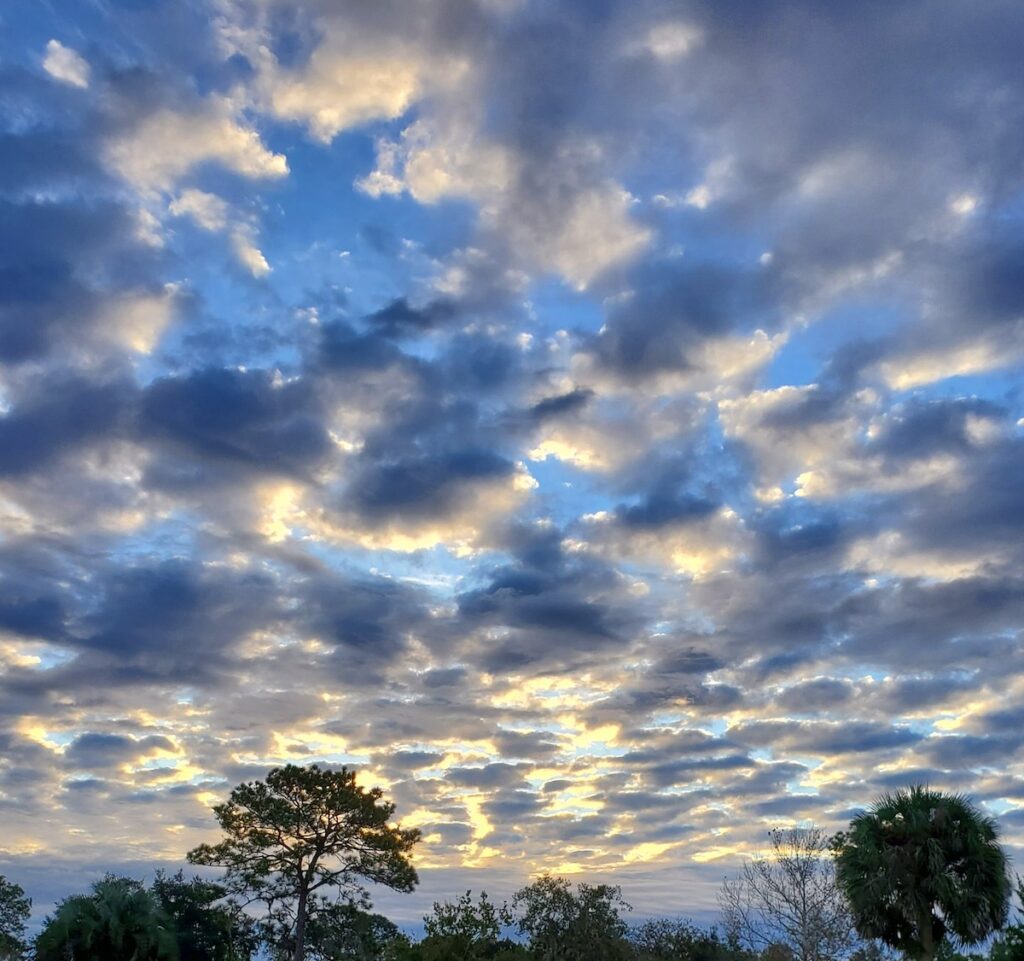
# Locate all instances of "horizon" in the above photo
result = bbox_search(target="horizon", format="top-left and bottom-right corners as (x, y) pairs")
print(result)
(2, 0), (1024, 933)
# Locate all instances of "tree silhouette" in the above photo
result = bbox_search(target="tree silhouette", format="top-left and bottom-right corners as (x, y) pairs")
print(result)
(34, 876), (177, 961)
(833, 786), (1011, 961)
(512, 875), (632, 961)
(188, 764), (421, 961)
(0, 876), (30, 961)
(151, 870), (257, 961)
(720, 826), (856, 961)
(419, 890), (521, 960)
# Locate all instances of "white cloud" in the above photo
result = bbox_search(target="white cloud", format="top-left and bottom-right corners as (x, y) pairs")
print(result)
(257, 44), (452, 143)
(169, 189), (230, 232)
(357, 119), (515, 203)
(360, 121), (649, 289)
(231, 230), (271, 277)
(267, 463), (537, 554)
(534, 184), (651, 290)
(169, 189), (270, 275)
(845, 531), (992, 582)
(627, 21), (703, 60)
(105, 285), (179, 354)
(43, 39), (90, 88)
(877, 322), (1024, 389)
(218, 15), (467, 144)
(106, 103), (288, 191)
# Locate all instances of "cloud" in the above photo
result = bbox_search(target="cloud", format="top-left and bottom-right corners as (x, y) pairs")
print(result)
(169, 189), (230, 232)
(140, 367), (330, 481)
(230, 230), (272, 277)
(105, 103), (288, 191)
(3, 0), (1024, 924)
(42, 40), (90, 89)
(64, 732), (176, 771)
(361, 121), (649, 289)
(169, 189), (272, 275)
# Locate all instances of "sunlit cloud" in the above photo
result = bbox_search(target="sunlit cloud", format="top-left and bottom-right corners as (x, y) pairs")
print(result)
(1, 0), (1023, 929)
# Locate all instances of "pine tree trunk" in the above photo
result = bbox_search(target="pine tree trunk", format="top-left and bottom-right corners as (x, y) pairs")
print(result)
(918, 912), (936, 961)
(292, 886), (308, 961)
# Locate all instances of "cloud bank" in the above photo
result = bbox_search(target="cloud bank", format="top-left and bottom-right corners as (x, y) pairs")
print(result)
(1, 0), (1023, 923)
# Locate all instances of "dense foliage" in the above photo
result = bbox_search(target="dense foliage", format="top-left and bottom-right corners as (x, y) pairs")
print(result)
(833, 787), (1011, 961)
(34, 876), (178, 961)
(151, 871), (258, 961)
(0, 876), (30, 961)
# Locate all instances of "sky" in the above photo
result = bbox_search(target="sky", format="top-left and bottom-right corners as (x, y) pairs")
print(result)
(2, 0), (1024, 927)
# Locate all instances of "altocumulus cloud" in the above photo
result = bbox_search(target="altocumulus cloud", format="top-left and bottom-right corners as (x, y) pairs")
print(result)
(0, 0), (1023, 926)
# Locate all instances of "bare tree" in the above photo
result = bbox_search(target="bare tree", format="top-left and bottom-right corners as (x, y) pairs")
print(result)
(719, 826), (857, 961)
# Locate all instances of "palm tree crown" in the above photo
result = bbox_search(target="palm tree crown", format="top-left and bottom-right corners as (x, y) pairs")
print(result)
(34, 875), (178, 961)
(833, 785), (1011, 961)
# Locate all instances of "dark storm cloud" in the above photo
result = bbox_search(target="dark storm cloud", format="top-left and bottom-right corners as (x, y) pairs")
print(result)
(583, 679), (744, 727)
(366, 297), (457, 338)
(141, 367), (331, 480)
(0, 64), (179, 363)
(79, 560), (279, 664)
(871, 674), (980, 714)
(482, 790), (546, 823)
(0, 532), (101, 649)
(0, 593), (67, 645)
(418, 666), (468, 689)
(620, 728), (736, 765)
(440, 334), (524, 394)
(679, 0), (1024, 217)
(316, 320), (407, 373)
(652, 648), (724, 676)
(752, 512), (848, 568)
(834, 575), (1024, 669)
(64, 732), (176, 771)
(895, 436), (1024, 557)
(526, 388), (594, 423)
(456, 536), (642, 672)
(731, 720), (922, 756)
(0, 199), (163, 362)
(923, 734), (1024, 771)
(0, 559), (283, 704)
(492, 729), (562, 760)
(315, 323), (535, 526)
(345, 447), (513, 520)
(0, 375), (133, 476)
(775, 677), (855, 713)
(613, 489), (718, 529)
(590, 261), (777, 378)
(968, 706), (1024, 736)
(446, 763), (530, 790)
(926, 233), (1024, 336)
(868, 397), (1006, 460)
(385, 750), (445, 770)
(299, 573), (435, 675)
(0, 129), (102, 195)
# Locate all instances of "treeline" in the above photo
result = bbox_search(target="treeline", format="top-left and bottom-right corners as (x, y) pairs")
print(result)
(1, 767), (1022, 961)
(3, 866), (1024, 961)
(0, 870), (791, 961)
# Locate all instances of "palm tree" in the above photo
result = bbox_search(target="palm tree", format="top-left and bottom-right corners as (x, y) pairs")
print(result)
(35, 875), (178, 961)
(833, 785), (1011, 961)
